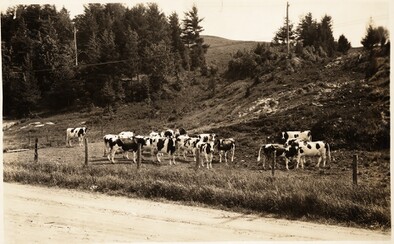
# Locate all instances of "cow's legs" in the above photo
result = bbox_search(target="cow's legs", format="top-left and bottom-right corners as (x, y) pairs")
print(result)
(132, 151), (137, 164)
(123, 151), (129, 159)
(285, 158), (289, 170)
(295, 155), (301, 169)
(316, 156), (322, 168)
(224, 151), (228, 165)
(219, 151), (222, 163)
(231, 145), (235, 163)
(170, 154), (176, 165)
(109, 149), (116, 163)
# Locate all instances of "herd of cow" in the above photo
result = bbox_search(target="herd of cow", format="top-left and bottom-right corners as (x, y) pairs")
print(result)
(66, 127), (331, 170)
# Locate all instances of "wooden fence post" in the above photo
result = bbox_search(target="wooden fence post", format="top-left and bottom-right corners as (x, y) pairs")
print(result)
(271, 151), (276, 177)
(352, 154), (358, 185)
(84, 137), (89, 166)
(137, 143), (142, 169)
(34, 138), (38, 163)
(195, 148), (200, 170)
(46, 128), (49, 144)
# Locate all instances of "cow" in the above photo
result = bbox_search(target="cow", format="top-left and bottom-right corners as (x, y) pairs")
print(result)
(66, 127), (87, 147)
(103, 131), (136, 158)
(281, 130), (312, 145)
(176, 135), (200, 161)
(175, 128), (187, 137)
(216, 138), (235, 165)
(149, 131), (160, 137)
(196, 140), (215, 169)
(161, 129), (175, 138)
(103, 134), (119, 157)
(285, 139), (331, 169)
(118, 131), (134, 138)
(198, 133), (216, 143)
(257, 143), (290, 170)
(105, 135), (148, 163)
(155, 137), (177, 165)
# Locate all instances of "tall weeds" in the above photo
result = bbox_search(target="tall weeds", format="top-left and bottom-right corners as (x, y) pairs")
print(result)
(3, 160), (390, 229)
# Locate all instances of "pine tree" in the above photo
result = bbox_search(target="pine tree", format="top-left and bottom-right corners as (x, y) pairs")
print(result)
(361, 24), (379, 50)
(182, 5), (208, 70)
(337, 34), (351, 54)
(318, 15), (335, 56)
(169, 12), (187, 72)
(296, 12), (318, 47)
(272, 18), (296, 46)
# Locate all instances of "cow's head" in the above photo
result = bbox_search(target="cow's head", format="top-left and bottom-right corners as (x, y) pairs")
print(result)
(78, 127), (87, 137)
(285, 140), (299, 158)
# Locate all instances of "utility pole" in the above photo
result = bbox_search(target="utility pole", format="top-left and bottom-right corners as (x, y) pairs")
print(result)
(286, 1), (290, 57)
(74, 25), (78, 66)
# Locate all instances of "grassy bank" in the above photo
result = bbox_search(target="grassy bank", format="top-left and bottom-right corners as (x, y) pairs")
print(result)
(4, 159), (390, 230)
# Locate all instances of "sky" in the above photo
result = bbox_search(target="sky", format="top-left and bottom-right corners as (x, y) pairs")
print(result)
(0, 0), (391, 47)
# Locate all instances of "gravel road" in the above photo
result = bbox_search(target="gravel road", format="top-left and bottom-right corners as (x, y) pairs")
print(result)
(3, 182), (391, 242)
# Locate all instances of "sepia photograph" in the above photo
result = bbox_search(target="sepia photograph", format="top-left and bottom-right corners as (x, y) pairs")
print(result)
(1, 0), (391, 242)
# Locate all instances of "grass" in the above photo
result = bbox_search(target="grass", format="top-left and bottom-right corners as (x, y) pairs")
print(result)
(3, 155), (390, 230)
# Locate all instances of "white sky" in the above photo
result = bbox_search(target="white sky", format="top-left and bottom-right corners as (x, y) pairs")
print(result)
(0, 0), (391, 47)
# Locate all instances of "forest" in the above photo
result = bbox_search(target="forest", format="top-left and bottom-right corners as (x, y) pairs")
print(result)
(2, 3), (208, 117)
(1, 3), (389, 118)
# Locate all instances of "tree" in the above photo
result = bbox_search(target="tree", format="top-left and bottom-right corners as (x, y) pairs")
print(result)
(169, 12), (187, 72)
(182, 5), (209, 70)
(272, 18), (296, 46)
(361, 24), (380, 50)
(143, 41), (174, 93)
(318, 15), (335, 56)
(122, 27), (139, 78)
(296, 12), (318, 47)
(376, 26), (389, 47)
(337, 34), (351, 54)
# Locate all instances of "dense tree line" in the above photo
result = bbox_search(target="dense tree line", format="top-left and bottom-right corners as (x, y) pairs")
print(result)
(228, 12), (390, 80)
(2, 3), (208, 117)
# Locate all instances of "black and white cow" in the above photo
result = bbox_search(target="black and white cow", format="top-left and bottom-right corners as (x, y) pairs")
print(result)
(196, 140), (215, 169)
(176, 135), (200, 161)
(285, 139), (331, 169)
(118, 131), (134, 138)
(198, 133), (216, 143)
(66, 127), (87, 147)
(281, 130), (312, 145)
(104, 135), (148, 163)
(155, 137), (177, 165)
(257, 143), (290, 170)
(161, 129), (175, 138)
(175, 128), (187, 137)
(216, 138), (235, 165)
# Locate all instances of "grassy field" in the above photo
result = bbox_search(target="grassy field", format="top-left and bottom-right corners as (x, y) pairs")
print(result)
(2, 36), (390, 231)
(3, 140), (391, 230)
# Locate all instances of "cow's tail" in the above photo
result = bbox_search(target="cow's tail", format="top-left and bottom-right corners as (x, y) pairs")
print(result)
(257, 145), (263, 162)
(326, 142), (331, 164)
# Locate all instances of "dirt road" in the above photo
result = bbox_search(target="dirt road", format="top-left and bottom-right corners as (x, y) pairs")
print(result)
(3, 182), (391, 242)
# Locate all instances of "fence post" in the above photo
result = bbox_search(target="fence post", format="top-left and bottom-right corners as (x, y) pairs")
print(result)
(84, 137), (89, 166)
(271, 151), (276, 176)
(352, 154), (358, 185)
(29, 131), (32, 146)
(137, 143), (142, 169)
(195, 148), (200, 170)
(34, 138), (38, 163)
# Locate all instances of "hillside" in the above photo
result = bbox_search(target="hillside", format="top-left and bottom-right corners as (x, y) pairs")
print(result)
(3, 36), (390, 154)
(203, 35), (263, 71)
